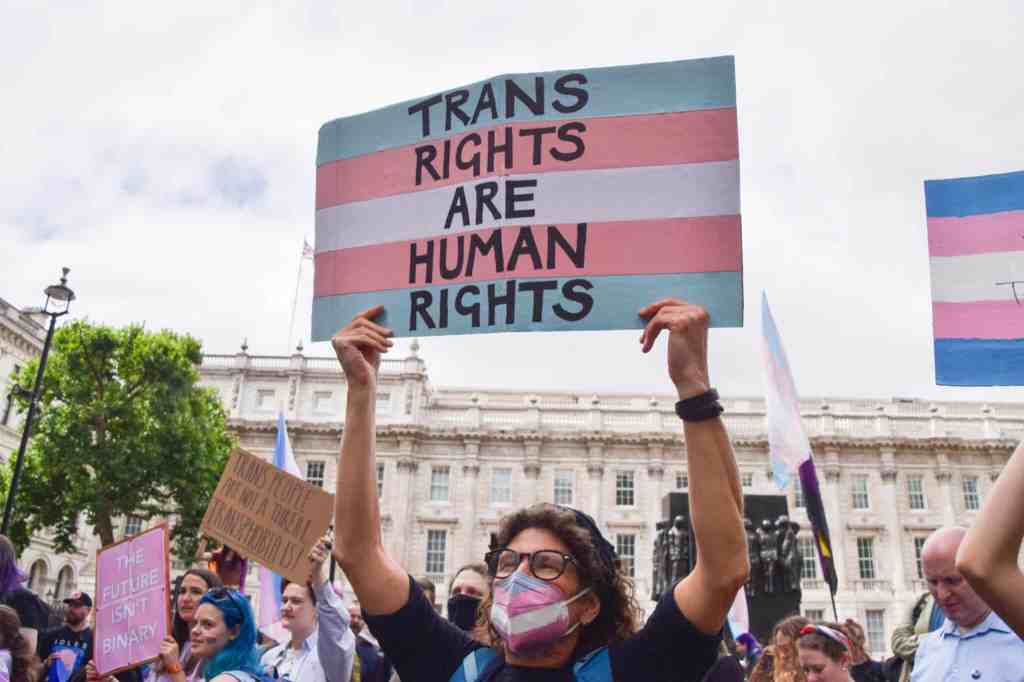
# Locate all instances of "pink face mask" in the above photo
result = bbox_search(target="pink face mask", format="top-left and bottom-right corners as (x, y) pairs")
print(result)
(489, 571), (590, 655)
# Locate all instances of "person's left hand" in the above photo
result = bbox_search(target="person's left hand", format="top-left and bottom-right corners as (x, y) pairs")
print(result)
(638, 299), (711, 400)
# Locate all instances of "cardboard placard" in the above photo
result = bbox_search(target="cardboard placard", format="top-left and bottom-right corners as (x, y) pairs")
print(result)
(94, 523), (171, 677)
(199, 448), (334, 584)
(311, 56), (743, 340)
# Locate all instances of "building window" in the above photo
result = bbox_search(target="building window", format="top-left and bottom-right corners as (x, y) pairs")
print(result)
(305, 461), (325, 488)
(256, 389), (276, 410)
(377, 463), (385, 498)
(54, 565), (75, 602)
(851, 475), (870, 510)
(907, 475), (926, 510)
(425, 529), (447, 577)
(554, 469), (575, 505)
(857, 537), (876, 580)
(313, 391), (333, 413)
(794, 479), (805, 508)
(491, 468), (512, 504)
(376, 392), (392, 413)
(798, 537), (818, 579)
(805, 609), (824, 622)
(28, 560), (47, 592)
(615, 471), (635, 507)
(675, 473), (688, 490)
(962, 476), (980, 511)
(741, 472), (754, 488)
(913, 536), (927, 579)
(123, 515), (143, 538)
(430, 466), (450, 502)
(865, 610), (886, 654)
(616, 534), (636, 578)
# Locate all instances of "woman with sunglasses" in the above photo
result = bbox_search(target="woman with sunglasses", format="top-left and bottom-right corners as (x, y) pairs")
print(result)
(329, 300), (749, 682)
(795, 625), (855, 682)
(148, 569), (225, 682)
(158, 588), (262, 682)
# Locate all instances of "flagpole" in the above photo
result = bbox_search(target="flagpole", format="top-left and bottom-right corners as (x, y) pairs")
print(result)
(829, 589), (839, 621)
(287, 241), (305, 353)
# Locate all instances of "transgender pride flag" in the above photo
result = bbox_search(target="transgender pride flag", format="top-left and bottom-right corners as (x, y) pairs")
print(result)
(926, 169), (1024, 386)
(258, 410), (302, 638)
(311, 56), (742, 340)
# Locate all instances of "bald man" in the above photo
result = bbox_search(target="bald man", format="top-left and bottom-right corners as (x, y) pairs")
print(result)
(911, 526), (1024, 682)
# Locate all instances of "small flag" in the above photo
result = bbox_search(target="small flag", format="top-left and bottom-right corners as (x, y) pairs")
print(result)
(258, 409), (303, 635)
(761, 293), (838, 595)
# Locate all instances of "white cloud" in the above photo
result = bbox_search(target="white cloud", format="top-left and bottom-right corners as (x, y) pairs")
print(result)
(3, 0), (1023, 402)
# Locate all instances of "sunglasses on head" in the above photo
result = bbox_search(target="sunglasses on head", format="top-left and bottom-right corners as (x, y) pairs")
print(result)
(207, 587), (248, 614)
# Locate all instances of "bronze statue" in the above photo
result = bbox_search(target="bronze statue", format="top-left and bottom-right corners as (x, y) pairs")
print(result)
(780, 519), (802, 592)
(651, 520), (670, 600)
(756, 518), (780, 594)
(744, 517), (761, 597)
(667, 514), (690, 585)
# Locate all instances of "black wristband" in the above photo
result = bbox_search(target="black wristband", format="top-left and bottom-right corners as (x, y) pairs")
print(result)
(675, 389), (724, 422)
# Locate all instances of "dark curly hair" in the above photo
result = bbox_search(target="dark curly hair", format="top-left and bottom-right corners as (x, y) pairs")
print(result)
(0, 605), (40, 682)
(476, 504), (641, 657)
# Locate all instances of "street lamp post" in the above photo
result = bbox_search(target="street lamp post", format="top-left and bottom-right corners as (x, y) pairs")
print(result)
(1, 268), (75, 535)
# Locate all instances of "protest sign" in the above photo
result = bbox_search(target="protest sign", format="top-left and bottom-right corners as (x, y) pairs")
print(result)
(311, 56), (743, 339)
(199, 448), (333, 584)
(926, 169), (1024, 385)
(94, 523), (171, 677)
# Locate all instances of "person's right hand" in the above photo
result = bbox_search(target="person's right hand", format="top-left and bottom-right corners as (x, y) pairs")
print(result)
(159, 636), (180, 668)
(330, 306), (393, 388)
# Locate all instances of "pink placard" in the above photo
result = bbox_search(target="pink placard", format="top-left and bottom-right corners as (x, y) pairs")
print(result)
(94, 524), (171, 676)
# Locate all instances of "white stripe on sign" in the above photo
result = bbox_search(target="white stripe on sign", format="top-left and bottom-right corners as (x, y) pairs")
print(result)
(930, 250), (1024, 302)
(314, 160), (740, 252)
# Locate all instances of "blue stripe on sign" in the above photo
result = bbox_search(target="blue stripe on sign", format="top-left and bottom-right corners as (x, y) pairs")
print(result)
(924, 169), (1024, 217)
(316, 56), (736, 165)
(934, 337), (1024, 386)
(310, 271), (743, 340)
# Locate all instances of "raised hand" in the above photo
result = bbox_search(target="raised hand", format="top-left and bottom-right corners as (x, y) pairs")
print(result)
(330, 306), (394, 388)
(308, 535), (331, 586)
(638, 299), (711, 400)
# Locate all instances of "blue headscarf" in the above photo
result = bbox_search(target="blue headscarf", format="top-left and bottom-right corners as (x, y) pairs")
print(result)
(197, 589), (262, 680)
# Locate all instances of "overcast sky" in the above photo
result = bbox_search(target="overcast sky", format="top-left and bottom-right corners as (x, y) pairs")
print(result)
(3, 1), (1023, 402)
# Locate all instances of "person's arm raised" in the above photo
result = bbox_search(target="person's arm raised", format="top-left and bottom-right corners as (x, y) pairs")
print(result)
(330, 307), (410, 615)
(639, 299), (749, 635)
(956, 440), (1024, 638)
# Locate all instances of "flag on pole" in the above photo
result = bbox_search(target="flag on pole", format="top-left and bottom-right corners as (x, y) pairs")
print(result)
(258, 409), (303, 638)
(761, 292), (838, 596)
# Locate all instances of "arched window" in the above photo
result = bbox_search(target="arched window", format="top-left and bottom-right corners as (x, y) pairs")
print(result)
(28, 560), (48, 592)
(54, 565), (75, 602)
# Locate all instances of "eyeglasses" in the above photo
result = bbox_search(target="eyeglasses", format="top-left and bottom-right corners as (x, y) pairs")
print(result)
(485, 548), (577, 581)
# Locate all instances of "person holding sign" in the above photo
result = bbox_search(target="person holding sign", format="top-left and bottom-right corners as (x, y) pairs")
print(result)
(957, 440), (1024, 639)
(148, 570), (224, 682)
(330, 300), (749, 682)
(157, 589), (262, 682)
(259, 536), (355, 682)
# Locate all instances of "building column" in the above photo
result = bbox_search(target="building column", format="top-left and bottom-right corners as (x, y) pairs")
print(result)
(936, 452), (957, 526)
(586, 441), (605, 524)
(394, 438), (418, 569)
(878, 450), (907, 593)
(461, 438), (481, 566)
(524, 439), (542, 505)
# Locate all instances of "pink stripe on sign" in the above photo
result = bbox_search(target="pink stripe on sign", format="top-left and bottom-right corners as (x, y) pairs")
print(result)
(315, 108), (738, 209)
(927, 210), (1024, 257)
(313, 216), (742, 297)
(933, 300), (1024, 339)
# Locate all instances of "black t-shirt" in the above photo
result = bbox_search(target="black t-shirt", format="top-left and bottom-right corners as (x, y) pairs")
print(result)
(364, 576), (720, 682)
(1, 588), (53, 630)
(37, 624), (94, 682)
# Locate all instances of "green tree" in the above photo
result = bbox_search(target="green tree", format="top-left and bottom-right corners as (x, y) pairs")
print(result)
(8, 321), (233, 555)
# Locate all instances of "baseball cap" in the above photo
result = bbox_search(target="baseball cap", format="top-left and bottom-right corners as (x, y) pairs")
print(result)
(63, 592), (92, 607)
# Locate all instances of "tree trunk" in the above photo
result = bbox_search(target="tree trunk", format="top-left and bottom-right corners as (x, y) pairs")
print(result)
(96, 510), (115, 547)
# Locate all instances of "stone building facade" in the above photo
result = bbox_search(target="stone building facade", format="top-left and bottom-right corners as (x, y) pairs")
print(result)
(198, 346), (1024, 657)
(0, 296), (93, 608)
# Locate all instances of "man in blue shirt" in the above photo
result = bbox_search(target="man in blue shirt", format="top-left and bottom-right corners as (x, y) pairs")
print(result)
(911, 527), (1024, 681)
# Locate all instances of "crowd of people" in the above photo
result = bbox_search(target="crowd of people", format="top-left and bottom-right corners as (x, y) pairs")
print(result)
(0, 299), (1022, 682)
